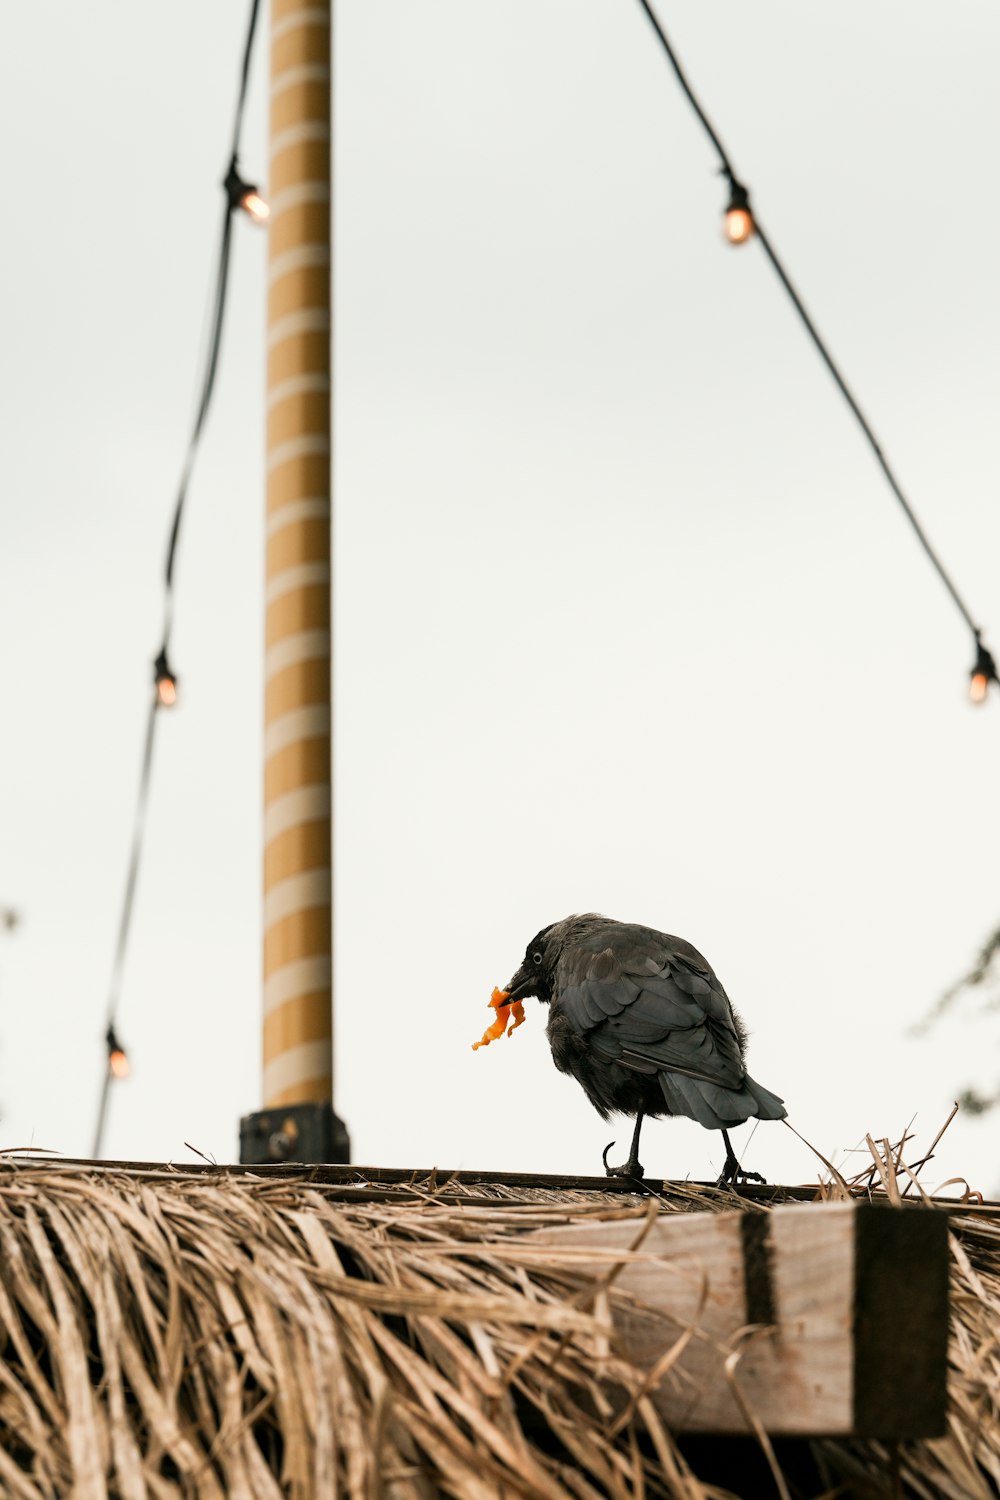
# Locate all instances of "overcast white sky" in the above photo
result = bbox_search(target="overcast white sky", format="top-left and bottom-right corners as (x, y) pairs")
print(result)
(1, 1), (999, 1194)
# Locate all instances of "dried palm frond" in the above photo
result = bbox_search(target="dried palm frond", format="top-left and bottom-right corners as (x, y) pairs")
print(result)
(0, 1130), (994, 1499)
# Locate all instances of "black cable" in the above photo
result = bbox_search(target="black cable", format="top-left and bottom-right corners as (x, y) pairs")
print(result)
(635, 0), (739, 182)
(162, 201), (235, 639)
(93, 0), (264, 1159)
(163, 0), (262, 629)
(634, 0), (996, 676)
(230, 0), (262, 161)
(101, 698), (158, 1042)
(92, 697), (156, 1158)
(750, 220), (981, 639)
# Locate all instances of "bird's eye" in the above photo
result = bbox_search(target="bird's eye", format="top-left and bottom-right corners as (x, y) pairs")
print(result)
(532, 951), (543, 965)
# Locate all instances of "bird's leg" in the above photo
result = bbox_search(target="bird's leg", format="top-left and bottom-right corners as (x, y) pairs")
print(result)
(717, 1127), (767, 1188)
(602, 1113), (645, 1180)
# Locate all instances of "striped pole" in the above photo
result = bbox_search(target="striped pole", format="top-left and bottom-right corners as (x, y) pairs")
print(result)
(263, 0), (333, 1111)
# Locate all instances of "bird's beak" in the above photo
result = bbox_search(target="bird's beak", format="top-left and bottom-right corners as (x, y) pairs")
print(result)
(504, 965), (535, 1004)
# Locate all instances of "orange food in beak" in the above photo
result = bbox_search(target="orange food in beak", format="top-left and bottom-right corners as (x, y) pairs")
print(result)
(472, 986), (527, 1050)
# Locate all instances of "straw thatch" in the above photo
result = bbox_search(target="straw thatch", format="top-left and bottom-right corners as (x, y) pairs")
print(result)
(0, 1144), (995, 1499)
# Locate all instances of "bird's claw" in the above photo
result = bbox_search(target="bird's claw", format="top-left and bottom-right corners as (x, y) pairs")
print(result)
(717, 1158), (767, 1189)
(602, 1141), (645, 1180)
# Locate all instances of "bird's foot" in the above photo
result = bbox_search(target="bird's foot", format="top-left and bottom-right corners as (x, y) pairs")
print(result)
(602, 1141), (645, 1180)
(717, 1153), (767, 1189)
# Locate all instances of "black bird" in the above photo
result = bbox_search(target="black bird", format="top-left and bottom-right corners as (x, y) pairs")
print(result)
(502, 913), (786, 1184)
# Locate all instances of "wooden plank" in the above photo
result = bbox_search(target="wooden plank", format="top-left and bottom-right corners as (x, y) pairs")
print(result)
(8, 1157), (997, 1213)
(5, 1156), (823, 1201)
(531, 1201), (949, 1438)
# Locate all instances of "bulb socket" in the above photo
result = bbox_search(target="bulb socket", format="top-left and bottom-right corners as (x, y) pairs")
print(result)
(225, 159), (269, 222)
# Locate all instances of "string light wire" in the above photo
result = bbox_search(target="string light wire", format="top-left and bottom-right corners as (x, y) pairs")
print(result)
(634, 0), (997, 696)
(93, 0), (264, 1159)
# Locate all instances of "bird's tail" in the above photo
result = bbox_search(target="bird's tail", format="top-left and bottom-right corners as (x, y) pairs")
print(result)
(744, 1074), (787, 1120)
(657, 1070), (786, 1130)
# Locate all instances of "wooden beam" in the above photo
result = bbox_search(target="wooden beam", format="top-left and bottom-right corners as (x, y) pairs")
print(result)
(5, 1157), (996, 1212)
(532, 1201), (949, 1438)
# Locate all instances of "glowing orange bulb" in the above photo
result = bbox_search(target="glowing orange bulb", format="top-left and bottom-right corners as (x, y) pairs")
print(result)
(224, 161), (269, 224)
(969, 639), (996, 704)
(154, 650), (178, 707)
(724, 206), (754, 245)
(240, 189), (270, 224)
(109, 1048), (130, 1079)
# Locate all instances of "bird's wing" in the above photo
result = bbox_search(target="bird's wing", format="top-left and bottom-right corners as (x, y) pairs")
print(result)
(555, 925), (747, 1091)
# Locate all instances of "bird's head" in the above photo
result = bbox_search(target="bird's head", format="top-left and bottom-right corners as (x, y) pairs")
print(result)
(503, 923), (560, 1004)
(504, 914), (611, 1003)
(504, 914), (607, 1003)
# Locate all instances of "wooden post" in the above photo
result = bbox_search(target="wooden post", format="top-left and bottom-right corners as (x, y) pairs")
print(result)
(533, 1201), (949, 1438)
(263, 0), (334, 1111)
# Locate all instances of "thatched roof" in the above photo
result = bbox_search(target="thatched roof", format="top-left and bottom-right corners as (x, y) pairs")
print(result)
(0, 1153), (996, 1498)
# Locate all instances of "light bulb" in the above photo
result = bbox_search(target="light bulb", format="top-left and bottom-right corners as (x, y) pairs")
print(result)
(107, 1026), (130, 1079)
(724, 206), (754, 244)
(154, 649), (178, 708)
(225, 160), (269, 225)
(240, 188), (270, 224)
(722, 181), (754, 246)
(969, 639), (996, 705)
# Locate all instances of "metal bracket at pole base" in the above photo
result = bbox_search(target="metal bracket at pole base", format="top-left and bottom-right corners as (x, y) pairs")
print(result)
(239, 1102), (351, 1165)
